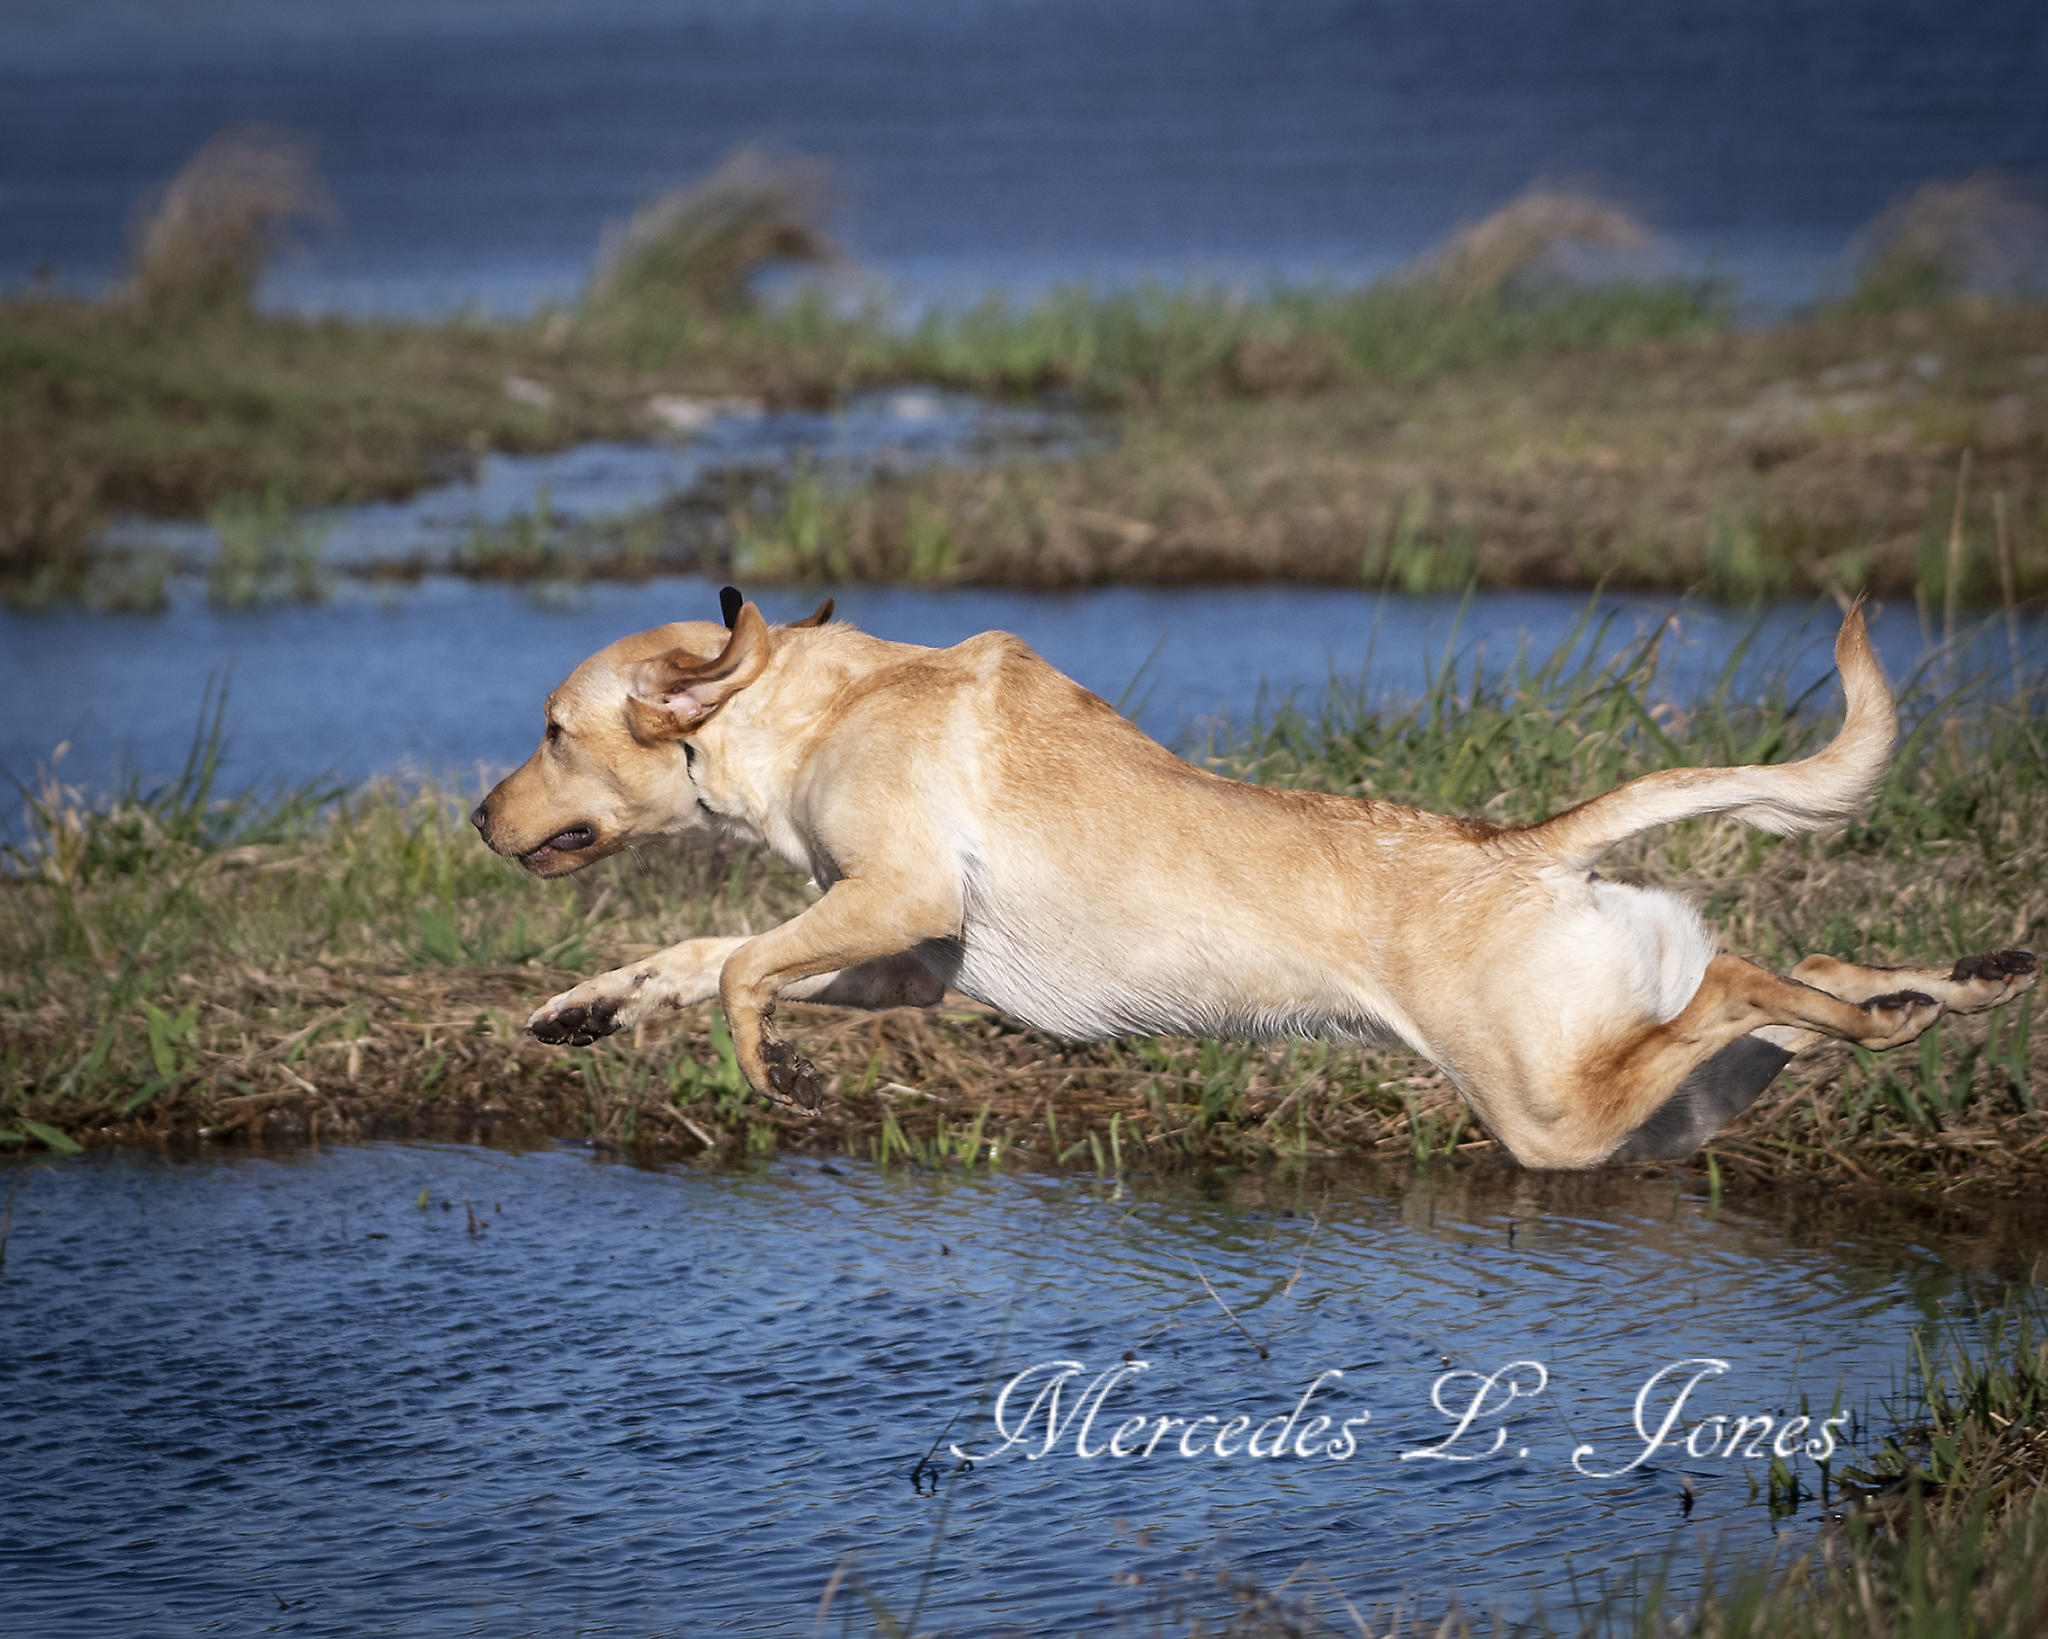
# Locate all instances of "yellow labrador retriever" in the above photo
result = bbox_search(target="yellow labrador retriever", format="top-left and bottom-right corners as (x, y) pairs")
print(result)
(472, 590), (2035, 1169)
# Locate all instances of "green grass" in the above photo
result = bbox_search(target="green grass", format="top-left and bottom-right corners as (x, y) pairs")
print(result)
(9, 280), (2048, 609)
(0, 275), (1722, 604)
(672, 298), (2048, 600)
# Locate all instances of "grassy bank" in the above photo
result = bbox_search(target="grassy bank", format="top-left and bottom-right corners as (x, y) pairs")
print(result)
(728, 299), (2048, 603)
(3, 634), (2039, 1190)
(8, 284), (2044, 610)
(0, 275), (1725, 603)
(11, 147), (2044, 607)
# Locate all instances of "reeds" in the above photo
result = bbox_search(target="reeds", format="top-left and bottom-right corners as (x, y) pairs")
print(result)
(588, 145), (839, 315)
(206, 489), (330, 608)
(125, 127), (337, 320)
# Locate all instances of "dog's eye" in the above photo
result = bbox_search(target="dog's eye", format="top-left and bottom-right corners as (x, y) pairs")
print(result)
(546, 721), (563, 744)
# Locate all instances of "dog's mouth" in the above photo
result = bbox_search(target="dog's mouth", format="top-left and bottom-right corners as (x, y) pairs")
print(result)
(520, 823), (599, 869)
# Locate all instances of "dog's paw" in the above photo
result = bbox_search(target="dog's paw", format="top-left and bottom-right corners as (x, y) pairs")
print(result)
(528, 993), (623, 1047)
(1859, 989), (1943, 1049)
(1946, 948), (2039, 1011)
(759, 1037), (824, 1114)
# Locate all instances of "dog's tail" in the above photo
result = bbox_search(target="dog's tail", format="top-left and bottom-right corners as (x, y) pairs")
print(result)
(1526, 607), (1895, 872)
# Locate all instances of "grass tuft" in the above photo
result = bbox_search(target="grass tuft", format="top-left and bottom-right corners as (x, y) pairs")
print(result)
(207, 489), (331, 608)
(1417, 185), (1656, 308)
(1842, 174), (2047, 315)
(587, 145), (839, 317)
(125, 127), (338, 321)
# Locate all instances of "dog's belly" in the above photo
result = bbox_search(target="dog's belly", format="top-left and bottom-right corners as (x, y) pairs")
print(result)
(913, 907), (1399, 1047)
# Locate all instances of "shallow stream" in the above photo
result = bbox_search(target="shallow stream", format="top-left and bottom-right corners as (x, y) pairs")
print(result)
(3, 1143), (2043, 1636)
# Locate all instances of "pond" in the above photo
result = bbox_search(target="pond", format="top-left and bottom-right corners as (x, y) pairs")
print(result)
(3, 1141), (2043, 1637)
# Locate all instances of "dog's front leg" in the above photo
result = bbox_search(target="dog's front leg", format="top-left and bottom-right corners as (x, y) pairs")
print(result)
(529, 938), (943, 1047)
(718, 876), (960, 1113)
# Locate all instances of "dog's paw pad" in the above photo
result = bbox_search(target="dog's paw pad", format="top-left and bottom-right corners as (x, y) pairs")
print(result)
(1950, 948), (2039, 986)
(1861, 989), (1941, 1043)
(760, 1040), (824, 1114)
(528, 997), (620, 1047)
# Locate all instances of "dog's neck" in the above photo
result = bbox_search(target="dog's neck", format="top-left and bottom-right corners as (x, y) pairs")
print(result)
(680, 626), (873, 868)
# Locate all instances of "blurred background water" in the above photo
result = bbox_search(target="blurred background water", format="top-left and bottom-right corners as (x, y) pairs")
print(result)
(6, 0), (2045, 317)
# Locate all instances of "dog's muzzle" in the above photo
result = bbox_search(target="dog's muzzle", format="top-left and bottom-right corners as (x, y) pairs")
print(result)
(471, 801), (598, 867)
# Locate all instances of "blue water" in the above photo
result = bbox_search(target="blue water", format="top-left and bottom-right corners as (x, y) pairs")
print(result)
(6, 576), (2040, 804)
(6, 0), (2045, 314)
(2, 1143), (2039, 1637)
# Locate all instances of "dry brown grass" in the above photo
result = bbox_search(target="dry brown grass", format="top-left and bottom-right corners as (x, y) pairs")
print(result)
(125, 127), (338, 320)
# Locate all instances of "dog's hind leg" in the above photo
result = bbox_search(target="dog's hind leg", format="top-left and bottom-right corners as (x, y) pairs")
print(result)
(529, 938), (943, 1047)
(1604, 948), (2036, 1163)
(1751, 948), (2038, 1053)
(1605, 1036), (1794, 1162)
(1537, 954), (1948, 1168)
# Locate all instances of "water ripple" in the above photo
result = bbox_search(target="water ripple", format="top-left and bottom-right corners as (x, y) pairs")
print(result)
(1, 1144), (2040, 1637)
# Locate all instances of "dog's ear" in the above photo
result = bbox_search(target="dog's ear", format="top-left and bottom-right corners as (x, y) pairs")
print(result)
(790, 597), (834, 628)
(627, 603), (772, 740)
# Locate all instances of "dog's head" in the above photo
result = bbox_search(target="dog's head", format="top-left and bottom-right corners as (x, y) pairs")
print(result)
(470, 590), (830, 876)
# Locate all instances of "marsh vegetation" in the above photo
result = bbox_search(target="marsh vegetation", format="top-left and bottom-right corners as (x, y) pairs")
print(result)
(6, 142), (2045, 611)
(6, 136), (2048, 1639)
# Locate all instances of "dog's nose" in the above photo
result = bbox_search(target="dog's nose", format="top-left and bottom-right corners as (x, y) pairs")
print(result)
(470, 803), (489, 832)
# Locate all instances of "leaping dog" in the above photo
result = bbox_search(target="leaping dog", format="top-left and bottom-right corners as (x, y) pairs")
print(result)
(472, 591), (2035, 1169)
